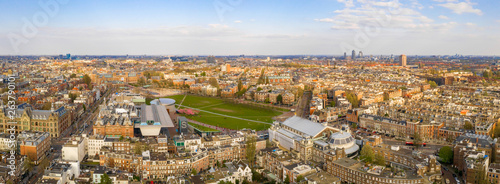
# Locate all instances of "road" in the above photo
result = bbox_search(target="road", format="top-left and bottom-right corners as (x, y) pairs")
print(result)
(441, 165), (461, 184)
(296, 91), (312, 118)
(60, 87), (114, 138)
(29, 88), (114, 183)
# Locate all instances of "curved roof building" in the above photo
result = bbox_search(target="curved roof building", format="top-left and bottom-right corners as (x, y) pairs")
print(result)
(328, 130), (359, 155)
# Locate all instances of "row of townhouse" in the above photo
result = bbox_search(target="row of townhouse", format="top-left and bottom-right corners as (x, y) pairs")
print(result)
(99, 143), (247, 179)
(358, 114), (445, 141)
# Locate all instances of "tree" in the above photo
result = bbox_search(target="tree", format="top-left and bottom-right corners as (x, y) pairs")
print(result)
(236, 88), (247, 97)
(144, 143), (151, 151)
(137, 77), (146, 85)
(375, 152), (385, 166)
(106, 157), (115, 168)
(70, 73), (77, 78)
(69, 93), (78, 102)
(345, 92), (360, 108)
(257, 69), (265, 84)
(266, 139), (272, 148)
(277, 94), (283, 104)
(257, 87), (263, 91)
(360, 144), (374, 163)
(23, 156), (33, 172)
(464, 122), (474, 130)
(134, 142), (143, 154)
(351, 122), (358, 129)
(99, 173), (113, 184)
(252, 169), (264, 182)
(83, 74), (92, 86)
(284, 175), (290, 184)
(201, 71), (206, 77)
(191, 168), (197, 175)
(166, 78), (173, 86)
(264, 97), (270, 103)
(296, 87), (304, 99)
(209, 77), (219, 88)
(427, 80), (438, 88)
(41, 102), (52, 110)
(238, 80), (243, 91)
(296, 175), (305, 182)
(39, 157), (50, 171)
(439, 146), (453, 164)
(246, 136), (257, 168)
(413, 132), (422, 150)
(494, 126), (500, 138)
(483, 70), (490, 78)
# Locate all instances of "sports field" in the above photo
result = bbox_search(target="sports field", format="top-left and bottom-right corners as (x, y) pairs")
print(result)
(166, 95), (283, 130)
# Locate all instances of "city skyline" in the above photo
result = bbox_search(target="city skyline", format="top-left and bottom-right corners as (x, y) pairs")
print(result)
(1, 0), (500, 55)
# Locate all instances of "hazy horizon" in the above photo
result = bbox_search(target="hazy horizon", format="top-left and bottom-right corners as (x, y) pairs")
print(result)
(1, 0), (499, 55)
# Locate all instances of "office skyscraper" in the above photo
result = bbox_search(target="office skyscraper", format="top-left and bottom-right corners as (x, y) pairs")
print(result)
(344, 52), (347, 59)
(358, 51), (363, 58)
(207, 55), (216, 63)
(352, 50), (356, 60)
(399, 54), (407, 66)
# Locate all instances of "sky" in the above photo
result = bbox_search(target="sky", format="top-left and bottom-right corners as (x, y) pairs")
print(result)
(0, 0), (499, 56)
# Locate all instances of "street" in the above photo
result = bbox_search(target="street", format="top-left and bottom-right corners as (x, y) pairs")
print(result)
(28, 87), (114, 183)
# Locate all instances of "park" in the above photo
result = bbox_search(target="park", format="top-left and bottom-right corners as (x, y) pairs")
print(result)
(166, 95), (285, 130)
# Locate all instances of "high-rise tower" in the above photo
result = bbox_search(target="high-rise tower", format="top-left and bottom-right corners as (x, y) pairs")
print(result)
(399, 54), (407, 66)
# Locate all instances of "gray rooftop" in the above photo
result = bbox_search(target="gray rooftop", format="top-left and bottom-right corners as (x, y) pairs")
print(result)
(282, 116), (327, 137)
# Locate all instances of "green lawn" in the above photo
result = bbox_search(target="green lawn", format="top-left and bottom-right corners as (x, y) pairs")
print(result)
(188, 123), (220, 132)
(165, 95), (282, 130)
(167, 95), (225, 108)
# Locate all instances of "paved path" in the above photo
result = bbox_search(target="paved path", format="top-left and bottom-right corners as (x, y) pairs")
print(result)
(197, 103), (225, 109)
(186, 119), (236, 134)
(176, 104), (273, 125)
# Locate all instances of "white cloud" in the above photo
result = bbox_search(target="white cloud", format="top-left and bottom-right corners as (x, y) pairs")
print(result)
(439, 15), (449, 19)
(314, 0), (457, 32)
(409, 0), (424, 10)
(496, 20), (500, 24)
(465, 22), (476, 26)
(337, 0), (354, 7)
(438, 1), (483, 15)
(314, 18), (334, 23)
(234, 20), (242, 23)
(432, 0), (458, 2)
(429, 6), (434, 9)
